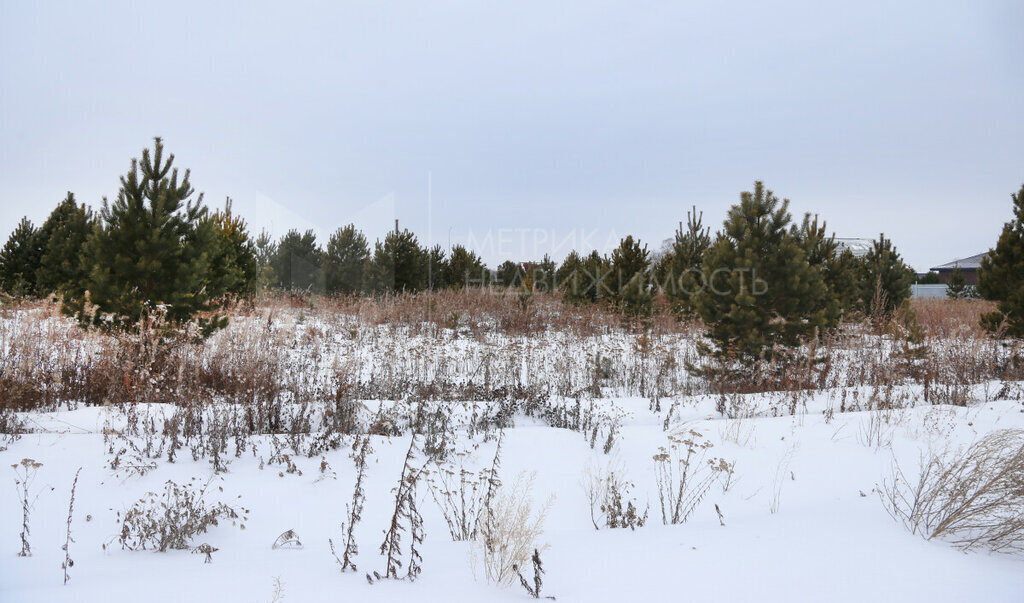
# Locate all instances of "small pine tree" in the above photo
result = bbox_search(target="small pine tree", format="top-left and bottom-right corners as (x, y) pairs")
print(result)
(66, 137), (224, 334)
(609, 236), (650, 305)
(367, 228), (425, 293)
(271, 229), (323, 292)
(425, 244), (447, 291)
(324, 224), (370, 295)
(496, 260), (524, 288)
(655, 206), (711, 316)
(0, 217), (43, 296)
(858, 233), (915, 320)
(693, 182), (829, 363)
(202, 198), (259, 298)
(828, 248), (862, 316)
(446, 245), (488, 289)
(557, 250), (610, 304)
(253, 230), (277, 289)
(978, 184), (1024, 335)
(791, 213), (845, 328)
(619, 271), (653, 319)
(525, 254), (557, 294)
(556, 251), (587, 304)
(946, 266), (968, 299)
(35, 193), (94, 297)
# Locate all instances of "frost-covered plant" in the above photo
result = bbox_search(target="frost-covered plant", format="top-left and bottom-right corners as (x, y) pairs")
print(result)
(474, 471), (554, 586)
(882, 429), (1024, 553)
(115, 477), (248, 552)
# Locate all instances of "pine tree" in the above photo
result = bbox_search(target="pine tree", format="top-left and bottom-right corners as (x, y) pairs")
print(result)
(367, 228), (425, 293)
(525, 254), (557, 293)
(791, 213), (846, 328)
(828, 248), (862, 316)
(254, 230), (275, 267)
(253, 230), (277, 289)
(0, 217), (43, 296)
(496, 260), (524, 288)
(619, 271), (653, 319)
(201, 198), (259, 298)
(324, 224), (370, 295)
(946, 266), (968, 299)
(583, 251), (612, 303)
(609, 236), (650, 301)
(425, 244), (447, 291)
(271, 229), (323, 292)
(565, 250), (610, 303)
(655, 206), (711, 316)
(693, 182), (829, 363)
(35, 193), (94, 297)
(556, 251), (587, 304)
(858, 233), (915, 320)
(557, 250), (610, 304)
(446, 245), (488, 289)
(978, 184), (1024, 335)
(66, 137), (223, 334)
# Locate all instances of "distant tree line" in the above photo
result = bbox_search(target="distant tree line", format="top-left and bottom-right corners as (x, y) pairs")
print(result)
(3, 139), (1020, 361)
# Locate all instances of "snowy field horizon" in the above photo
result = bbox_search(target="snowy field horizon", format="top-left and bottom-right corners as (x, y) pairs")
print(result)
(4, 2), (1024, 601)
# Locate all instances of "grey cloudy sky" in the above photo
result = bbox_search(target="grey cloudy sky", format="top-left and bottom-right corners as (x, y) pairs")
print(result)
(2, 0), (1022, 271)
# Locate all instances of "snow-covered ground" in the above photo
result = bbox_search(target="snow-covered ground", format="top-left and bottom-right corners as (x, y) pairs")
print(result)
(3, 391), (1023, 602)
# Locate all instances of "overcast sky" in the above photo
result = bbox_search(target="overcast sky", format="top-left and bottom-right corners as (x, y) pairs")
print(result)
(2, 0), (1022, 271)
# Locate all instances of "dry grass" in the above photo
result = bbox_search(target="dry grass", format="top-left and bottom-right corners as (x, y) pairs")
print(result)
(0, 295), (1020, 432)
(473, 471), (553, 586)
(909, 298), (995, 339)
(0, 291), (703, 416)
(882, 429), (1024, 553)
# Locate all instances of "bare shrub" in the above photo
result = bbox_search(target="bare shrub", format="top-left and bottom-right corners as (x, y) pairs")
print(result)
(12, 458), (43, 556)
(427, 435), (502, 541)
(882, 429), (1024, 553)
(580, 458), (647, 530)
(115, 477), (248, 552)
(653, 430), (728, 524)
(718, 399), (756, 446)
(474, 471), (554, 586)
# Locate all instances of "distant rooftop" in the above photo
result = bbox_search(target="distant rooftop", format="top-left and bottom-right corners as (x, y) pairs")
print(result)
(834, 238), (873, 258)
(930, 253), (988, 272)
